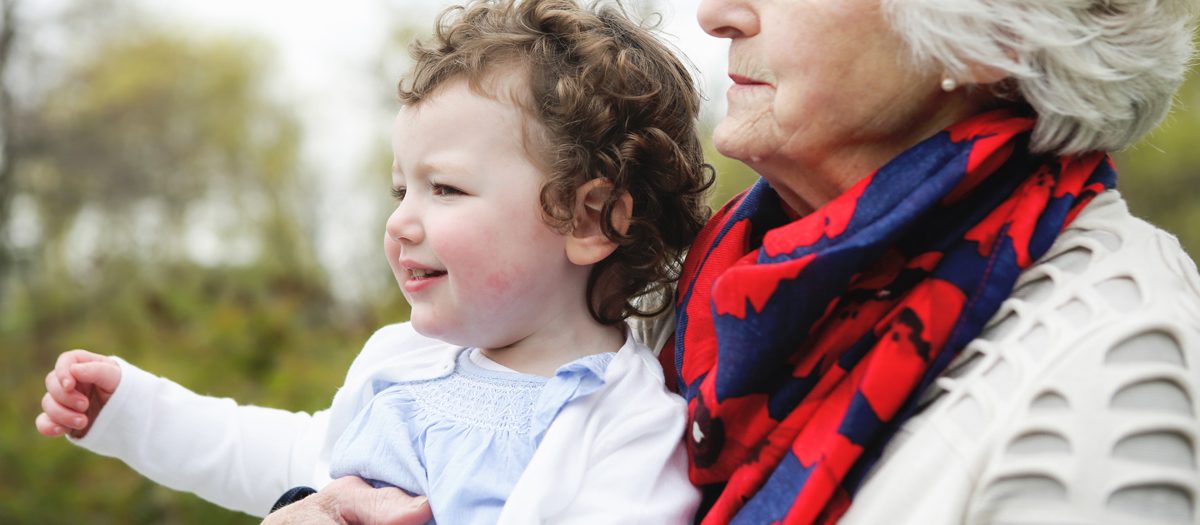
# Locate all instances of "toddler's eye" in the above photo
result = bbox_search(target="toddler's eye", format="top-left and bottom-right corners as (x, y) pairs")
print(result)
(432, 184), (464, 196)
(391, 187), (406, 201)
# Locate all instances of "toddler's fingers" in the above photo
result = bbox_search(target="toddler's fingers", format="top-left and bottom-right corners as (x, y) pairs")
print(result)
(34, 412), (67, 437)
(70, 361), (121, 394)
(45, 370), (89, 412)
(40, 392), (87, 430)
(54, 349), (106, 391)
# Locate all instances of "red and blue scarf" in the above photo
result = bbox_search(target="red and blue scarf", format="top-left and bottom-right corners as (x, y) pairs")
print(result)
(665, 109), (1115, 524)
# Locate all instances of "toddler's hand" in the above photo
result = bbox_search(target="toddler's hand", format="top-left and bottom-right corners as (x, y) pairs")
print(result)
(35, 349), (121, 439)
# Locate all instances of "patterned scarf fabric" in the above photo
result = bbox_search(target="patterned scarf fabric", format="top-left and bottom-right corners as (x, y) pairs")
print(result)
(667, 109), (1115, 524)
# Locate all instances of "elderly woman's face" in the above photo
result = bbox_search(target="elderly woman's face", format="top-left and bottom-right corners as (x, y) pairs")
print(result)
(699, 0), (947, 192)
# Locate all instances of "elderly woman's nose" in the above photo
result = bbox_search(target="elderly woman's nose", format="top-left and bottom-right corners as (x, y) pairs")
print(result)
(697, 0), (759, 39)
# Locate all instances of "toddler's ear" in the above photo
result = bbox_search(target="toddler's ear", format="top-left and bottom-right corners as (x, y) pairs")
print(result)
(565, 178), (632, 266)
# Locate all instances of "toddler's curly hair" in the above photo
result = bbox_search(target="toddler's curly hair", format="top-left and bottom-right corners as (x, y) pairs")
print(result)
(398, 0), (713, 325)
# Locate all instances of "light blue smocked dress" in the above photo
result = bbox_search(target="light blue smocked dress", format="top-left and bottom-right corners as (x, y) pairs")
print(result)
(329, 347), (614, 525)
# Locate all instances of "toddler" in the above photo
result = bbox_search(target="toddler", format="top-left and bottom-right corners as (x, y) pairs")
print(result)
(35, 0), (713, 523)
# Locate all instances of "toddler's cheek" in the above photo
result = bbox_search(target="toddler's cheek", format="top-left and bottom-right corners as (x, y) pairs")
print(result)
(476, 265), (524, 301)
(485, 272), (512, 293)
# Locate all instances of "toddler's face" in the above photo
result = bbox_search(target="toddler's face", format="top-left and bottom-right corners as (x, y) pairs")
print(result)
(384, 74), (588, 349)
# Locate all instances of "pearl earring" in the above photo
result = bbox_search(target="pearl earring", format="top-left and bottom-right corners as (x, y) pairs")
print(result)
(941, 77), (958, 92)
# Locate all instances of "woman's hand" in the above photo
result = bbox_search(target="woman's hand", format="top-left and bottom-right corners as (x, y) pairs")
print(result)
(261, 477), (431, 525)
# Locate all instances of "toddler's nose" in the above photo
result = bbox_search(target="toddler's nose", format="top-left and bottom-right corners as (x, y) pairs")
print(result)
(386, 201), (423, 244)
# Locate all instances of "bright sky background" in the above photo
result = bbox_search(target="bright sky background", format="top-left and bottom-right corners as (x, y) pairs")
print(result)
(116, 0), (732, 299)
(130, 0), (729, 163)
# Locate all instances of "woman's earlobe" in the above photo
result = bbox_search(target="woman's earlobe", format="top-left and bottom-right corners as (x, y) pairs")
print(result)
(970, 63), (1009, 87)
(565, 179), (632, 266)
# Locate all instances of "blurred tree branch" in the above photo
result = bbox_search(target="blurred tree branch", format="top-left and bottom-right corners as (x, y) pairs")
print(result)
(0, 0), (17, 308)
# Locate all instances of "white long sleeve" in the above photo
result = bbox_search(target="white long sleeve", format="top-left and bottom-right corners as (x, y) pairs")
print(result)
(70, 358), (331, 517)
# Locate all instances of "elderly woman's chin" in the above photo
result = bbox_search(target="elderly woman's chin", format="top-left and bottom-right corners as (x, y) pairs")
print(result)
(710, 104), (775, 167)
(705, 115), (763, 164)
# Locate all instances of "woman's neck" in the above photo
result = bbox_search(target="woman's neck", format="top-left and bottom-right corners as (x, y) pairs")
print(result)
(763, 93), (991, 216)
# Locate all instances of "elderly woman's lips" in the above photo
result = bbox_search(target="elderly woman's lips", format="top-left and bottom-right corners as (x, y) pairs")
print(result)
(729, 74), (768, 86)
(727, 74), (771, 101)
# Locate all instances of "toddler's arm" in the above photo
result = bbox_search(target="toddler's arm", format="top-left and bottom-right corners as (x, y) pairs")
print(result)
(35, 350), (331, 518)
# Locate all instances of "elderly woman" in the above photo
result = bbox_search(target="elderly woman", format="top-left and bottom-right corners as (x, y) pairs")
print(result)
(665, 0), (1200, 523)
(277, 0), (1200, 523)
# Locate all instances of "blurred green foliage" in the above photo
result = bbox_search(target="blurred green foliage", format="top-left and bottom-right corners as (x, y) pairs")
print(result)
(3, 261), (408, 524)
(0, 4), (1196, 524)
(0, 8), (409, 523)
(1114, 64), (1200, 256)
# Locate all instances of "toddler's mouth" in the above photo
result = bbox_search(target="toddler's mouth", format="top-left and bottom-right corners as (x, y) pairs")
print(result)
(409, 269), (447, 279)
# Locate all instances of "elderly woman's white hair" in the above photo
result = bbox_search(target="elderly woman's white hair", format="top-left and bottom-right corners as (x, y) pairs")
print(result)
(885, 0), (1198, 154)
